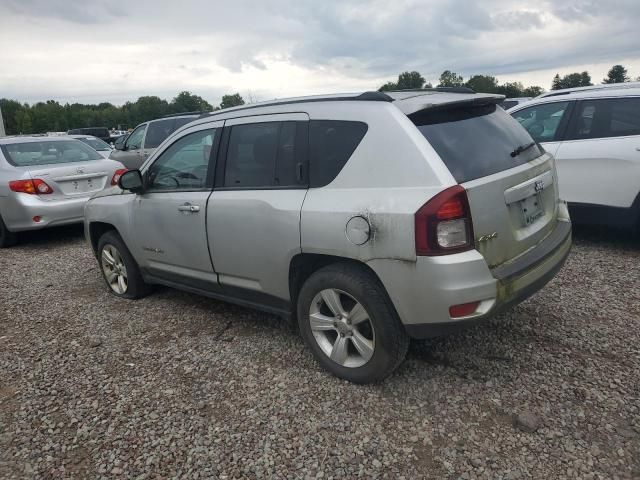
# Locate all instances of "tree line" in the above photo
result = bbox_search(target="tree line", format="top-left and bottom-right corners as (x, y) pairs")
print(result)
(0, 91), (246, 136)
(378, 64), (638, 96)
(1, 65), (637, 136)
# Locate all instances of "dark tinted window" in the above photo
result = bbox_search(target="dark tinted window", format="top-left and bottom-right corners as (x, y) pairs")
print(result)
(144, 119), (176, 149)
(225, 123), (278, 187)
(309, 120), (367, 187)
(223, 122), (303, 188)
(274, 122), (297, 186)
(144, 117), (194, 149)
(415, 104), (542, 183)
(500, 100), (518, 110)
(512, 101), (570, 143)
(566, 97), (640, 140)
(67, 127), (109, 139)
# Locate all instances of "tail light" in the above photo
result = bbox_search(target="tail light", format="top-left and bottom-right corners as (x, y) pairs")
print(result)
(111, 168), (128, 186)
(415, 185), (474, 256)
(9, 179), (54, 195)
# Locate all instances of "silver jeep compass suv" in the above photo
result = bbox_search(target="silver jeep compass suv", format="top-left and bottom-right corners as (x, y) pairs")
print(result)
(85, 89), (572, 383)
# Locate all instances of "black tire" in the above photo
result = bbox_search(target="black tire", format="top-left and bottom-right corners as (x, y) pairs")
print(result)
(97, 230), (151, 299)
(0, 215), (18, 248)
(297, 263), (409, 383)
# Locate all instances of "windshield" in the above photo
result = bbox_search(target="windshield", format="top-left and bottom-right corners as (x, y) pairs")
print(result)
(1, 140), (103, 167)
(77, 137), (112, 151)
(413, 104), (542, 183)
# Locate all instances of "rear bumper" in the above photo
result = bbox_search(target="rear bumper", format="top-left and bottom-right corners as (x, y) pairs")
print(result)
(0, 193), (90, 232)
(370, 218), (572, 339)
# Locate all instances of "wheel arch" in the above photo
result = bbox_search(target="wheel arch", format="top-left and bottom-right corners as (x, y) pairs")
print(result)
(288, 253), (398, 317)
(88, 222), (121, 255)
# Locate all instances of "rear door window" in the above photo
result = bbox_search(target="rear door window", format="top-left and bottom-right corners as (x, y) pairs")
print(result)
(144, 117), (198, 149)
(223, 121), (305, 188)
(511, 101), (570, 143)
(308, 120), (368, 187)
(414, 104), (542, 183)
(565, 97), (640, 140)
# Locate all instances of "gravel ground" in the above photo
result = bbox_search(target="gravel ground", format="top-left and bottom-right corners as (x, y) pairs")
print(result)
(1, 225), (639, 479)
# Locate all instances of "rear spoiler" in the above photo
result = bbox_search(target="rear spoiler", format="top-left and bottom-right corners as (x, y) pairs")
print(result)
(395, 94), (505, 116)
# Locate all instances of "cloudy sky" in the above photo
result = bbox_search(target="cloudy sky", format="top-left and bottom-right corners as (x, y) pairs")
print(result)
(1, 0), (639, 106)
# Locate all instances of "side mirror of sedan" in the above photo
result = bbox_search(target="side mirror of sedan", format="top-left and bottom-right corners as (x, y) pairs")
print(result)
(118, 170), (144, 194)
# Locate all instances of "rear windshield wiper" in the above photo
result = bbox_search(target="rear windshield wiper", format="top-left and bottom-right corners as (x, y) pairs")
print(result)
(510, 142), (536, 157)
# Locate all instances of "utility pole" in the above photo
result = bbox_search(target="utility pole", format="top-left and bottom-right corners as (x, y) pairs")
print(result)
(0, 106), (5, 137)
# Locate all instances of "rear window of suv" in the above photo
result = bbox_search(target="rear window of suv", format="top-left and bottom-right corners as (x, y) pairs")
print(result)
(413, 104), (542, 183)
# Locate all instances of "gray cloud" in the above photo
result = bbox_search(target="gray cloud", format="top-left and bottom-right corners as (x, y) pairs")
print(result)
(0, 0), (638, 104)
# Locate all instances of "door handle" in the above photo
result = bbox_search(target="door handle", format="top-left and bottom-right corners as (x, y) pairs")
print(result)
(178, 203), (200, 213)
(636, 147), (640, 152)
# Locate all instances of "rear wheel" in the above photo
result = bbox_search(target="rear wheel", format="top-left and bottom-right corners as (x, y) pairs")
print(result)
(0, 215), (18, 248)
(297, 263), (409, 383)
(97, 231), (151, 299)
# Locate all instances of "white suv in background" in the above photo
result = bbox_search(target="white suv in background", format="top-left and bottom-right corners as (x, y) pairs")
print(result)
(509, 83), (640, 230)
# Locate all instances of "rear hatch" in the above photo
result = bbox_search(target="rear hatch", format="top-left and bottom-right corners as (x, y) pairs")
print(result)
(410, 100), (559, 269)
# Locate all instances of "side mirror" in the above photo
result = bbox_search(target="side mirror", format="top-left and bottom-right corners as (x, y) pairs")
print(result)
(118, 170), (144, 193)
(114, 141), (126, 151)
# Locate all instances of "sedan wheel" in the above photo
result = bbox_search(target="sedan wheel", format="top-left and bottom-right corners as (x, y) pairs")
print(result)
(309, 288), (375, 368)
(101, 244), (128, 294)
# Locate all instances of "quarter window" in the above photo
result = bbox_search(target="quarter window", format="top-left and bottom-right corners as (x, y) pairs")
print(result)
(147, 129), (216, 191)
(512, 102), (570, 143)
(566, 97), (640, 140)
(309, 120), (368, 188)
(223, 121), (303, 188)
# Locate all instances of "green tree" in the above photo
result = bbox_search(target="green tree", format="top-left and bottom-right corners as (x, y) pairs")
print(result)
(465, 75), (499, 93)
(378, 81), (397, 92)
(219, 93), (245, 110)
(552, 71), (592, 90)
(496, 81), (525, 98)
(396, 71), (426, 90)
(522, 85), (544, 97)
(378, 71), (428, 91)
(171, 91), (213, 113)
(0, 99), (25, 135)
(603, 65), (630, 84)
(438, 70), (464, 87)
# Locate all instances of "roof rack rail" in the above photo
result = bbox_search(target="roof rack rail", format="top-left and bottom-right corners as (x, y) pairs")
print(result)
(161, 111), (208, 118)
(198, 91), (393, 119)
(386, 87), (476, 94)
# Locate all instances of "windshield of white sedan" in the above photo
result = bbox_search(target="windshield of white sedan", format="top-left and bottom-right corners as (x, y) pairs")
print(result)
(78, 137), (112, 151)
(1, 140), (103, 166)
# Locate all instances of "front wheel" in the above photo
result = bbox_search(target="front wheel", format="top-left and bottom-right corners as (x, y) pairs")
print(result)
(97, 231), (151, 299)
(297, 264), (409, 383)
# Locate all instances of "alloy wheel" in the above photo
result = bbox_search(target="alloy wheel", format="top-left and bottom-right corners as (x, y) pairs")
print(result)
(101, 244), (128, 294)
(309, 289), (375, 368)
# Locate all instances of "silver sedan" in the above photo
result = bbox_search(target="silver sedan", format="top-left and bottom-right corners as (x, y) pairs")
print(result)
(0, 136), (126, 247)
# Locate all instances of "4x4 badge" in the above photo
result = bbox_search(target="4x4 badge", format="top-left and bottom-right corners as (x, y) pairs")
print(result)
(477, 232), (498, 243)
